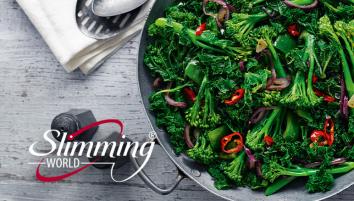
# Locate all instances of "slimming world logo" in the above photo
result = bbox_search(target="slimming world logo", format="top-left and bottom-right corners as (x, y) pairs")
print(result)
(28, 119), (156, 183)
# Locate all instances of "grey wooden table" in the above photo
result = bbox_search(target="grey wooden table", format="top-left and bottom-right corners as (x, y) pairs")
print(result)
(0, 0), (352, 200)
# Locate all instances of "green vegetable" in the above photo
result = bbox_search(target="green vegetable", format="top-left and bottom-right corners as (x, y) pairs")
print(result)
(145, 0), (354, 195)
(286, 0), (317, 5)
(246, 108), (283, 150)
(265, 176), (297, 196)
(259, 26), (288, 78)
(306, 169), (334, 193)
(185, 75), (221, 128)
(223, 151), (246, 185)
(154, 18), (252, 60)
(320, 0), (354, 15)
(184, 60), (204, 85)
(208, 164), (231, 190)
(274, 34), (298, 54)
(281, 32), (322, 108)
(208, 126), (229, 150)
(187, 133), (218, 165)
(262, 161), (354, 183)
(319, 16), (354, 133)
(149, 93), (187, 154)
(283, 112), (300, 141)
(226, 12), (269, 43)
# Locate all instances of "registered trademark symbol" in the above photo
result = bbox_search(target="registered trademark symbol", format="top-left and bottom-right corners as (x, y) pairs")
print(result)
(148, 131), (157, 141)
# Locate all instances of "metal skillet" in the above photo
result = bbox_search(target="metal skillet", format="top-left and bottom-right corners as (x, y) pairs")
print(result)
(136, 0), (354, 200)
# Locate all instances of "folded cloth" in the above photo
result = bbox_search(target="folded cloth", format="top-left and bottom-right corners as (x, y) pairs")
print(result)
(17, 0), (155, 74)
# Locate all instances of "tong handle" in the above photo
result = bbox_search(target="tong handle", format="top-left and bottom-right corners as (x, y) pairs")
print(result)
(129, 140), (186, 195)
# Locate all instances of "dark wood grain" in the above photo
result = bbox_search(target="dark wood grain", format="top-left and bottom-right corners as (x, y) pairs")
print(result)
(0, 0), (352, 200)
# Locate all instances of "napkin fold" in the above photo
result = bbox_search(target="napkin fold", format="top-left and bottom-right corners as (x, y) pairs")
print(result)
(17, 0), (154, 74)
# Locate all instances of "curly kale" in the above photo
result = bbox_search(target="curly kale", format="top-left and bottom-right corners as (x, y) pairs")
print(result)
(149, 93), (187, 154)
(208, 163), (231, 190)
(306, 169), (334, 193)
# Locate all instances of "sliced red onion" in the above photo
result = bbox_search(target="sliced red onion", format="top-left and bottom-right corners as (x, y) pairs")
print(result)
(164, 83), (187, 108)
(261, 6), (275, 18)
(249, 108), (267, 125)
(249, 107), (274, 125)
(331, 158), (347, 165)
(164, 94), (187, 108)
(184, 124), (194, 149)
(239, 61), (245, 72)
(284, 0), (319, 10)
(340, 75), (349, 121)
(244, 146), (257, 169)
(256, 161), (263, 177)
(203, 0), (230, 28)
(217, 7), (229, 24)
(266, 78), (291, 90)
(153, 77), (162, 89)
(305, 158), (347, 168)
(263, 52), (290, 91)
(227, 4), (236, 12)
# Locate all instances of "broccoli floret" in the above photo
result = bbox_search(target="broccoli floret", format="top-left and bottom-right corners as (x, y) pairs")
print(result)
(185, 75), (221, 129)
(246, 108), (283, 150)
(226, 12), (269, 43)
(302, 32), (323, 105)
(187, 134), (218, 165)
(224, 151), (246, 185)
(281, 32), (323, 108)
(281, 72), (319, 108)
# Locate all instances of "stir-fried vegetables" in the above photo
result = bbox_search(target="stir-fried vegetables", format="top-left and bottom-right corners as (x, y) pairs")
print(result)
(145, 0), (354, 196)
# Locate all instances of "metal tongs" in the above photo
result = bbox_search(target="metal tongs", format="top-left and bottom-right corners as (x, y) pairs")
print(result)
(92, 0), (149, 17)
(76, 0), (149, 39)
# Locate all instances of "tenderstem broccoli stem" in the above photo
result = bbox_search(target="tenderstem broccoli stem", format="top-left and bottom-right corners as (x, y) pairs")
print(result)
(283, 162), (354, 177)
(155, 18), (228, 54)
(253, 0), (267, 5)
(302, 32), (321, 105)
(152, 83), (192, 98)
(290, 0), (317, 5)
(339, 48), (354, 97)
(265, 37), (287, 78)
(339, 35), (354, 76)
(265, 177), (297, 196)
(264, 108), (282, 131)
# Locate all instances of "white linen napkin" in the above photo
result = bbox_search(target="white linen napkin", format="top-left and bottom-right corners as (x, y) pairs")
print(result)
(17, 0), (155, 74)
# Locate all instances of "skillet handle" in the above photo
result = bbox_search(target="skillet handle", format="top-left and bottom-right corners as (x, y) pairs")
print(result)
(129, 140), (186, 195)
